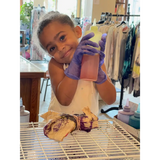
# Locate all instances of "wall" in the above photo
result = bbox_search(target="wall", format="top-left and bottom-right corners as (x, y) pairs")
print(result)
(92, 0), (115, 22)
(33, 0), (44, 7)
(31, 0), (115, 22)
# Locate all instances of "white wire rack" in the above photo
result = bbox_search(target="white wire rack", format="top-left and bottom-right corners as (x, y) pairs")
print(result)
(20, 119), (140, 160)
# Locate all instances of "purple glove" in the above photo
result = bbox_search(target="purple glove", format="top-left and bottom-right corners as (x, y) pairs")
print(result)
(94, 33), (107, 84)
(64, 32), (99, 80)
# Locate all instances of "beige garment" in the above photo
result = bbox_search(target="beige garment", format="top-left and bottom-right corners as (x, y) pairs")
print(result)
(103, 26), (115, 78)
(98, 24), (112, 34)
(112, 25), (124, 81)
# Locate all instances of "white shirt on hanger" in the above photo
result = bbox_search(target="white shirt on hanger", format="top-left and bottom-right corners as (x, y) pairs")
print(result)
(108, 26), (119, 79)
(98, 24), (113, 34)
(112, 25), (124, 81)
(103, 25), (115, 78)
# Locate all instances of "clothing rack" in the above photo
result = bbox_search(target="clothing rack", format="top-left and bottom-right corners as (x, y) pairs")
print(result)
(98, 3), (140, 23)
(101, 11), (140, 114)
(101, 78), (124, 113)
(97, 13), (140, 25)
(112, 14), (140, 22)
(113, 3), (140, 22)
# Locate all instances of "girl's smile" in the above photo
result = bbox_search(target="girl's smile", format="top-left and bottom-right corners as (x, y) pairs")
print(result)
(39, 21), (82, 64)
(61, 48), (73, 59)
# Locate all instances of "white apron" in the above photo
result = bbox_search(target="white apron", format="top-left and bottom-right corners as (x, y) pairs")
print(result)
(48, 64), (99, 116)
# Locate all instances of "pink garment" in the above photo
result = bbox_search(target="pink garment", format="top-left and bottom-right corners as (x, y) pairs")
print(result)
(25, 52), (30, 59)
(22, 52), (30, 59)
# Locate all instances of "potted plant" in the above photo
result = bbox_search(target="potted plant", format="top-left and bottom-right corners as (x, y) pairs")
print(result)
(20, 1), (33, 28)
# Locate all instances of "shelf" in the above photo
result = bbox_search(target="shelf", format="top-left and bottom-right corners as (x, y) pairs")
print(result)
(20, 120), (140, 160)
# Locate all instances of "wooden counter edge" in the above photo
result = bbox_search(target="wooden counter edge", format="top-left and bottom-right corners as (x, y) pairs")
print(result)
(20, 72), (46, 78)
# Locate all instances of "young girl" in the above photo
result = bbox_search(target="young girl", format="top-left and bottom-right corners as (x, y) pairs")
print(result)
(37, 11), (116, 116)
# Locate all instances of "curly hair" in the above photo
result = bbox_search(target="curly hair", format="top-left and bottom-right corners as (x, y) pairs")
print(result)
(37, 11), (74, 38)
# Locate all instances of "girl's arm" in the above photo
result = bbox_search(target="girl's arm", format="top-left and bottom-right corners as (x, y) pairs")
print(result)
(49, 58), (116, 106)
(48, 33), (99, 106)
(48, 58), (78, 106)
(95, 63), (116, 105)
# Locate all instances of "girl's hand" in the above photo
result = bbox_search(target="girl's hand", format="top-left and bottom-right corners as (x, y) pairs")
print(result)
(73, 32), (99, 65)
(98, 33), (107, 67)
(94, 33), (107, 84)
(99, 33), (107, 52)
(64, 32), (99, 80)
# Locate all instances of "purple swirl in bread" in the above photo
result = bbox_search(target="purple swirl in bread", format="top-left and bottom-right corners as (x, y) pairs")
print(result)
(41, 107), (98, 142)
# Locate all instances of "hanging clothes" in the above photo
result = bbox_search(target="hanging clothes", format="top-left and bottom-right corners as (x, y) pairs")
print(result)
(103, 25), (115, 78)
(118, 27), (130, 87)
(129, 28), (140, 94)
(112, 24), (127, 81)
(133, 73), (143, 97)
(30, 6), (46, 60)
(84, 17), (140, 97)
(98, 23), (114, 34)
(132, 34), (140, 78)
(122, 25), (136, 79)
(104, 23), (128, 81)
(108, 26), (119, 80)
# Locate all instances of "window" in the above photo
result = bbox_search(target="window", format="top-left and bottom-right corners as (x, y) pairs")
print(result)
(47, 0), (56, 11)
(128, 0), (140, 24)
(47, 0), (77, 17)
(57, 0), (77, 17)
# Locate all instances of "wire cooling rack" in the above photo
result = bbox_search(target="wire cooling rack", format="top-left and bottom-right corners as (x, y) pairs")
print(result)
(20, 119), (140, 160)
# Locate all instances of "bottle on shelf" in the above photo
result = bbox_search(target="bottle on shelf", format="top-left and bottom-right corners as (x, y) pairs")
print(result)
(128, 103), (140, 129)
(117, 99), (135, 124)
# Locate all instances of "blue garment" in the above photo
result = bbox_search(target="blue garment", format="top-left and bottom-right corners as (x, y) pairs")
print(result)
(122, 25), (136, 79)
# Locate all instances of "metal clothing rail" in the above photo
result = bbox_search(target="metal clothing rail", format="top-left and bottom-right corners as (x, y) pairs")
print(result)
(112, 14), (140, 17)
(101, 78), (124, 113)
(101, 14), (140, 114)
(112, 14), (140, 22)
(113, 3), (140, 21)
(98, 13), (140, 24)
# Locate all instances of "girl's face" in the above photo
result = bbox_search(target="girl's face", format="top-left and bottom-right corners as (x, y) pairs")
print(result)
(39, 21), (82, 64)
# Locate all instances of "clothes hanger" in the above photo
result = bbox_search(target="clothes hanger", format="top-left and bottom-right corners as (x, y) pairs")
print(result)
(103, 13), (113, 25)
(117, 20), (126, 27)
(97, 12), (106, 24)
